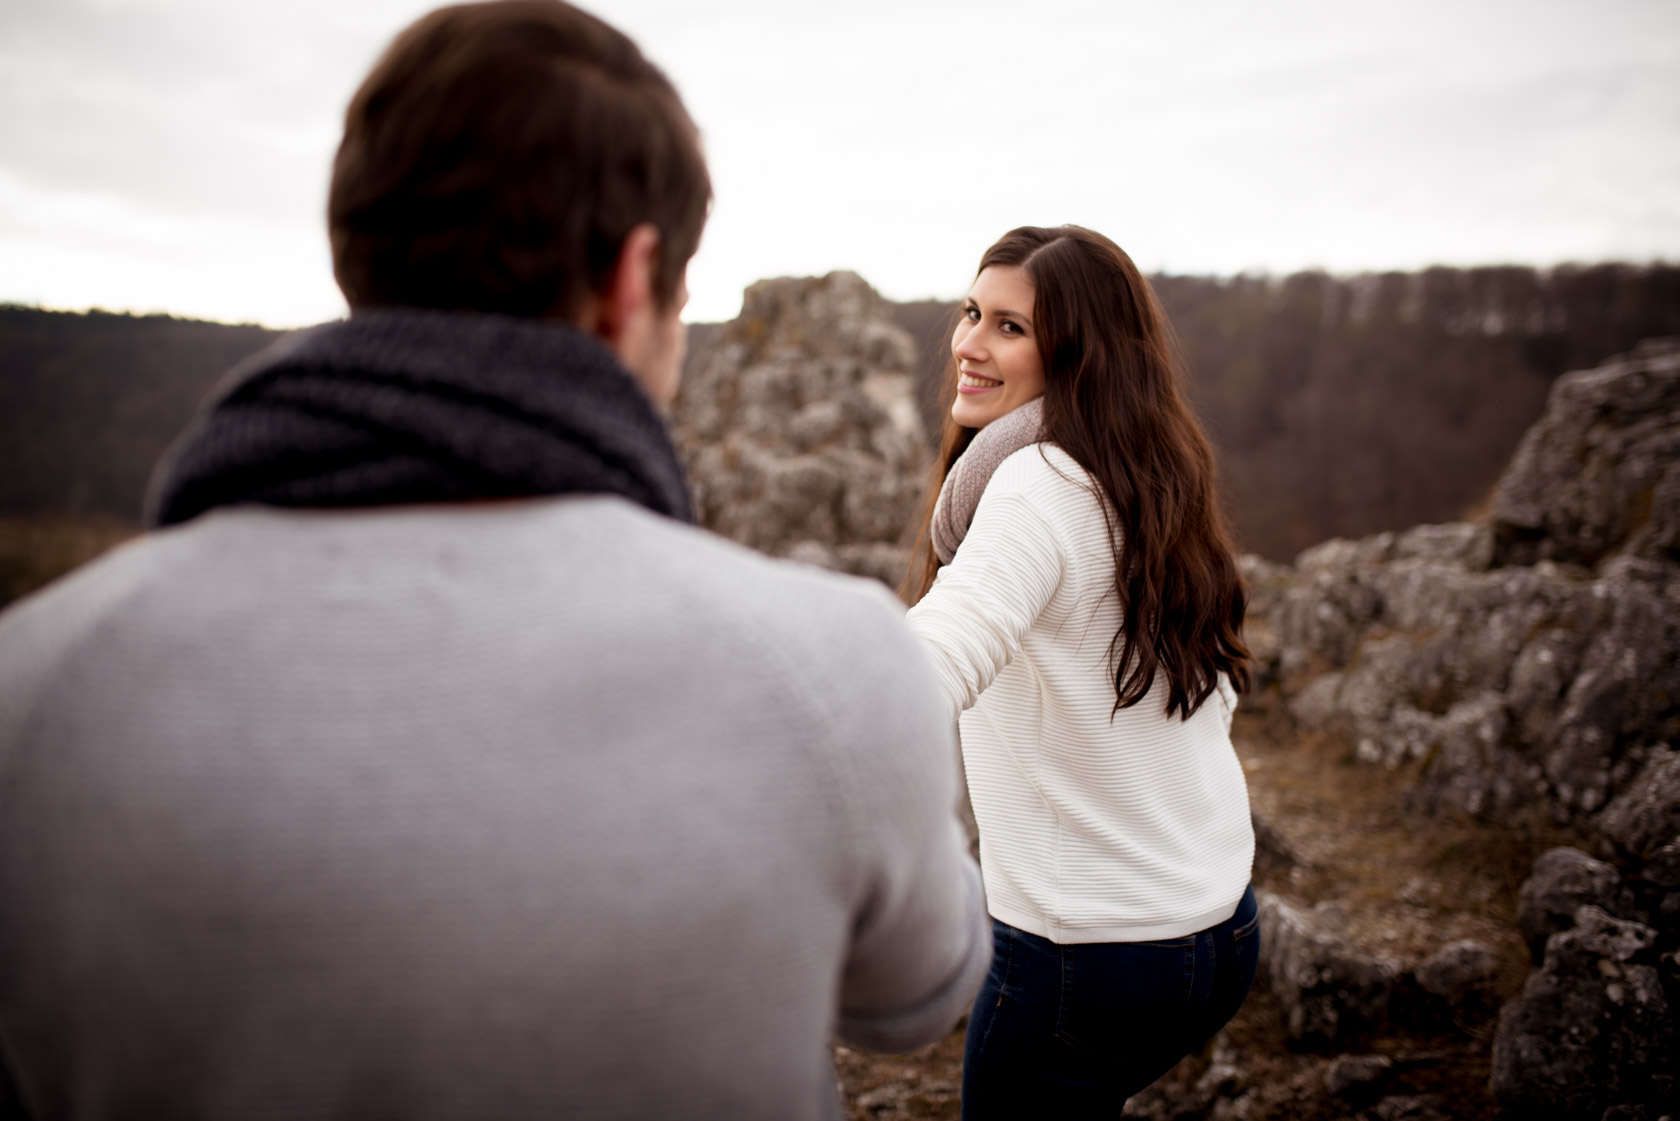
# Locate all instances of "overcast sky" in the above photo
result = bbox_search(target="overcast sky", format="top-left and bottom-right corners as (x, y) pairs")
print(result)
(2, 0), (1676, 326)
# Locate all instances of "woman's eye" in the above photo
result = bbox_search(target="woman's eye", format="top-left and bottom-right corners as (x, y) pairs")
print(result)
(963, 305), (981, 322)
(1000, 320), (1020, 335)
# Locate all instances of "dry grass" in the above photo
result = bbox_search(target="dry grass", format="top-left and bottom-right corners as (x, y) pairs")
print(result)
(1236, 715), (1560, 968)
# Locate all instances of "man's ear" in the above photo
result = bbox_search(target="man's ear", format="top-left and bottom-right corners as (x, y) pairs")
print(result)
(591, 223), (661, 346)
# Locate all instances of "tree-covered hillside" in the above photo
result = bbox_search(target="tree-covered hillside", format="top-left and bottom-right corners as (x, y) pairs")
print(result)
(0, 307), (280, 523)
(4, 261), (1676, 565)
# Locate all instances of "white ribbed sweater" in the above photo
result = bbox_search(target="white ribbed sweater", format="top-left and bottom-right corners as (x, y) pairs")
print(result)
(907, 444), (1254, 944)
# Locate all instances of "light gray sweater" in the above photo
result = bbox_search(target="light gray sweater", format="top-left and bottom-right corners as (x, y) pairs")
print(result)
(0, 497), (988, 1120)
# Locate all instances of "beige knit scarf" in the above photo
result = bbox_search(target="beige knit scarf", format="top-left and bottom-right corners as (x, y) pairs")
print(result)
(931, 396), (1045, 564)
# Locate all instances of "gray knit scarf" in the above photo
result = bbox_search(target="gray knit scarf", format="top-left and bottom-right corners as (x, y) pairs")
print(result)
(931, 396), (1045, 564)
(146, 308), (694, 528)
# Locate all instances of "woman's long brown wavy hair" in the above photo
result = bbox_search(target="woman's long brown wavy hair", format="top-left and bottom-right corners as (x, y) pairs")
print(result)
(904, 225), (1251, 720)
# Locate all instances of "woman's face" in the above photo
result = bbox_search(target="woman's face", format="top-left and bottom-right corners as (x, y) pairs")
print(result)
(950, 265), (1046, 429)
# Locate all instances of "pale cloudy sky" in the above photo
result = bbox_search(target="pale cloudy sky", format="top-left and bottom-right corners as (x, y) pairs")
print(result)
(1, 0), (1676, 326)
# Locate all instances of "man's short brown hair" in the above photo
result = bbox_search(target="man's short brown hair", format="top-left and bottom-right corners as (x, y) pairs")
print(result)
(329, 0), (710, 318)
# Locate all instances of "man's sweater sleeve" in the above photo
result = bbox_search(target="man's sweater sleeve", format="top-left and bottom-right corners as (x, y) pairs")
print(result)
(810, 584), (990, 1053)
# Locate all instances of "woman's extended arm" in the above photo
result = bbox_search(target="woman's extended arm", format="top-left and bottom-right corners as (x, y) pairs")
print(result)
(906, 466), (1067, 724)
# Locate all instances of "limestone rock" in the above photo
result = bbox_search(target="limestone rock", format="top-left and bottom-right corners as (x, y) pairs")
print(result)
(1598, 747), (1680, 866)
(1323, 1053), (1393, 1099)
(1492, 337), (1680, 568)
(1641, 838), (1680, 891)
(1516, 848), (1628, 963)
(670, 272), (928, 586)
(1233, 340), (1680, 1121)
(1255, 889), (1399, 1046)
(1489, 906), (1675, 1119)
(1411, 938), (1502, 1010)
(1248, 344), (1680, 831)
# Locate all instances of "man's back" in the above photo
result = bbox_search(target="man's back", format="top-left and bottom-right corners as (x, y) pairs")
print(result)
(0, 496), (986, 1119)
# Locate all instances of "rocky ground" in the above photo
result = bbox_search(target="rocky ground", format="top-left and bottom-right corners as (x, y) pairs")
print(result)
(832, 703), (1578, 1121)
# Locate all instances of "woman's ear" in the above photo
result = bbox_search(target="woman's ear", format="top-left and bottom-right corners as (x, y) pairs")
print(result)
(592, 223), (661, 345)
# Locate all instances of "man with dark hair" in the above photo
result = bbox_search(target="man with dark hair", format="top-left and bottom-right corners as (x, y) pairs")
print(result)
(0, 4), (988, 1118)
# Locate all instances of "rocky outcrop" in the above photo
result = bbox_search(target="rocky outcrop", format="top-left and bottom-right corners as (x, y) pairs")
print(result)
(669, 272), (929, 586)
(1271, 528), (1676, 826)
(1255, 890), (1399, 1046)
(1256, 340), (1680, 832)
(1409, 938), (1502, 1018)
(1492, 338), (1680, 569)
(1516, 847), (1630, 960)
(1244, 339), (1680, 1119)
(1489, 906), (1675, 1117)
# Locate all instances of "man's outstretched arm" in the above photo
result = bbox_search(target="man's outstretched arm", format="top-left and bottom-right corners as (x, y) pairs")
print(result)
(792, 582), (990, 1053)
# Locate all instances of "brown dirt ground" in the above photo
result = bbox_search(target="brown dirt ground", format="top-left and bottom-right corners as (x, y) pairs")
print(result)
(833, 707), (1585, 1120)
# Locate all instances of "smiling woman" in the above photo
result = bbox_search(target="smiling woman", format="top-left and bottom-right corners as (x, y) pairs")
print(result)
(904, 224), (1258, 1118)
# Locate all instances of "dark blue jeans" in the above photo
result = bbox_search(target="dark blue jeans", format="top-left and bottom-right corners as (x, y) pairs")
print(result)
(961, 885), (1260, 1119)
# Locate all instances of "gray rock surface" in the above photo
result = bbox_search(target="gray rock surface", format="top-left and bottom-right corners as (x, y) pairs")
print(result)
(1323, 1053), (1393, 1099)
(669, 272), (929, 586)
(1252, 342), (1680, 833)
(1489, 906), (1675, 1119)
(1411, 939), (1501, 1009)
(1598, 747), (1680, 867)
(1517, 847), (1630, 962)
(1492, 337), (1680, 568)
(1235, 341), (1680, 1117)
(1255, 889), (1399, 1046)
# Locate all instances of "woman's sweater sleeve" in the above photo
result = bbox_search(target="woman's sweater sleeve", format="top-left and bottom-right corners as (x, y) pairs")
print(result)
(906, 464), (1067, 725)
(1218, 674), (1238, 733)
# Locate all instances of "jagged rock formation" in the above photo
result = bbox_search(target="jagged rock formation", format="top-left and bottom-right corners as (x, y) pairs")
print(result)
(1257, 340), (1680, 832)
(1492, 338), (1680, 569)
(1489, 906), (1674, 1116)
(1255, 890), (1400, 1046)
(1410, 938), (1502, 1016)
(1245, 339), (1680, 1120)
(669, 272), (930, 587)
